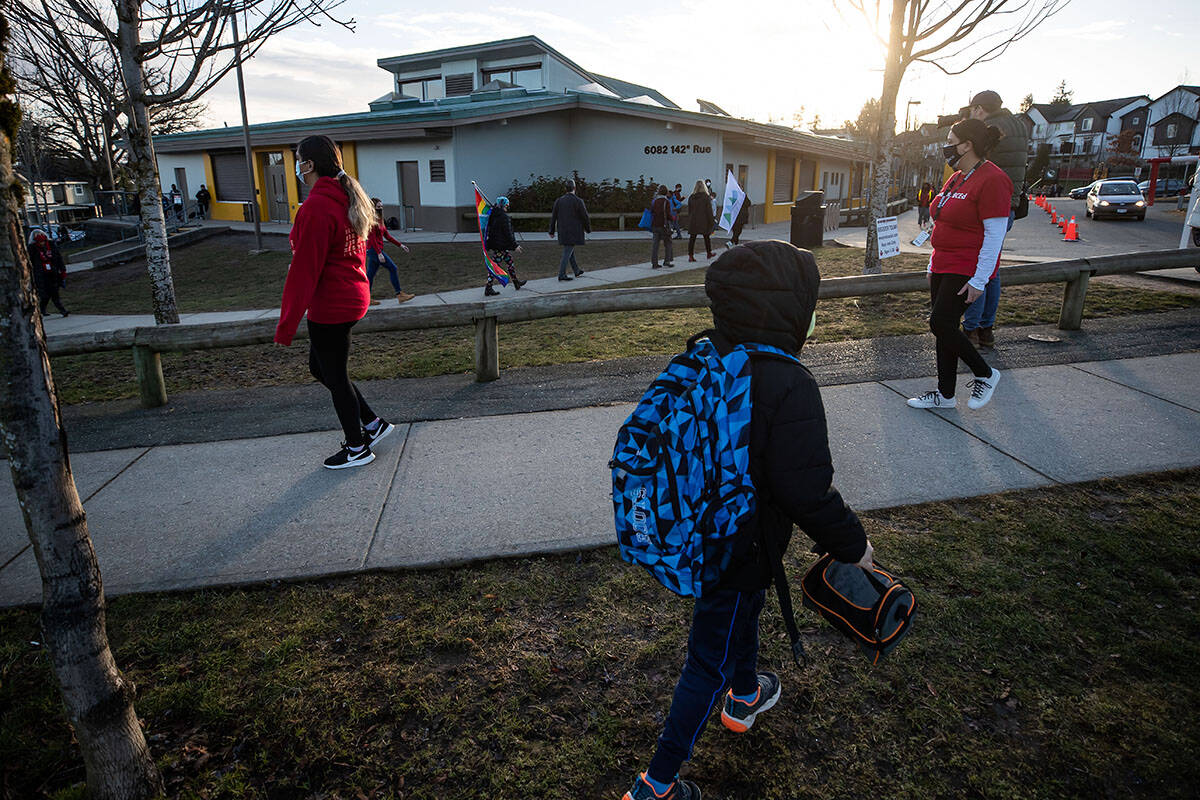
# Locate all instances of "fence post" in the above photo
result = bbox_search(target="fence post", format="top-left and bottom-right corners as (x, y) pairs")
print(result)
(474, 315), (499, 382)
(1058, 269), (1092, 331)
(618, 214), (625, 231)
(132, 345), (167, 407)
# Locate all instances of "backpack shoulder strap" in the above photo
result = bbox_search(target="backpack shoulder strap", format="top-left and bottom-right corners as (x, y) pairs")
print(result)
(762, 528), (807, 667)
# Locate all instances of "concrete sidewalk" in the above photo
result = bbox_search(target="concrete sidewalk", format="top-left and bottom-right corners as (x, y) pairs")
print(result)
(3, 351), (1197, 607)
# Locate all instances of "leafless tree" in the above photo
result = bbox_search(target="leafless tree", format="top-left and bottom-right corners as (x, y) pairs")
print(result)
(9, 24), (206, 191)
(13, 0), (353, 323)
(1, 13), (164, 800)
(838, 0), (1069, 273)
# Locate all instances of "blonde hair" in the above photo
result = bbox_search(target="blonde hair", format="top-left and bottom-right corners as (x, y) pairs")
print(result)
(693, 180), (706, 195)
(296, 135), (374, 240)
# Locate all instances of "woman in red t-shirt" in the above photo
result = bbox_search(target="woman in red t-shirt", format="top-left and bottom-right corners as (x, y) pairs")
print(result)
(906, 118), (1010, 412)
(274, 135), (396, 469)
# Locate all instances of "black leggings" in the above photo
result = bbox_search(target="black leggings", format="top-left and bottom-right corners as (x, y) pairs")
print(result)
(307, 319), (376, 447)
(929, 272), (991, 398)
(688, 231), (712, 257)
(36, 272), (67, 315)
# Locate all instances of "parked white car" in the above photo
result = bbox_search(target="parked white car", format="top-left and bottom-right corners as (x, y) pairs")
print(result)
(1085, 180), (1146, 221)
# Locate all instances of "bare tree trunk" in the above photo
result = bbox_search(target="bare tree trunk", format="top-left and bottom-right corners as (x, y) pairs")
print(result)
(864, 0), (906, 275)
(116, 0), (179, 324)
(0, 17), (165, 800)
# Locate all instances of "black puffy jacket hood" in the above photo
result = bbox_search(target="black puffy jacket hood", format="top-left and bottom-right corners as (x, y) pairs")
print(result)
(704, 240), (820, 354)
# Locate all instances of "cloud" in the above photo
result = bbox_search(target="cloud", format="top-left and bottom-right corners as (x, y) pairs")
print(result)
(1044, 19), (1124, 41)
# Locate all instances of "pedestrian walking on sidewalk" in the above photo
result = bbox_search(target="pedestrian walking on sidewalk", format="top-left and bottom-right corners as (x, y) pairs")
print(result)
(366, 198), (414, 304)
(650, 185), (675, 268)
(907, 117), (1008, 411)
(484, 195), (526, 296)
(729, 196), (751, 245)
(274, 135), (395, 470)
(195, 185), (211, 219)
(670, 184), (685, 239)
(687, 180), (715, 261)
(960, 90), (1027, 348)
(549, 178), (590, 281)
(917, 181), (934, 228)
(27, 229), (69, 317)
(622, 240), (873, 800)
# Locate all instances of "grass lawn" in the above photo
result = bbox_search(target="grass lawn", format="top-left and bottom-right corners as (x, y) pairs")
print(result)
(48, 241), (1199, 404)
(3, 470), (1198, 799)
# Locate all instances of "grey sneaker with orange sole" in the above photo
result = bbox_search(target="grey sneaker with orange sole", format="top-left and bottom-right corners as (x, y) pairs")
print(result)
(720, 671), (781, 733)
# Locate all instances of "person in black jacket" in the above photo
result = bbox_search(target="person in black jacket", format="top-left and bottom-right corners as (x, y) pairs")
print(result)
(686, 179), (715, 262)
(622, 240), (872, 800)
(548, 178), (591, 281)
(483, 196), (526, 296)
(27, 230), (69, 317)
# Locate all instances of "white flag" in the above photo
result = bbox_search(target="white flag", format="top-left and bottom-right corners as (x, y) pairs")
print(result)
(718, 169), (746, 232)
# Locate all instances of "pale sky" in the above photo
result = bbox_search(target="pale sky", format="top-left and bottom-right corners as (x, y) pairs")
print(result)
(196, 0), (1197, 134)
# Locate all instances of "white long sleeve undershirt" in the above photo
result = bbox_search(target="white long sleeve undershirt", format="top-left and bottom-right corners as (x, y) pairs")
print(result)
(969, 216), (1009, 290)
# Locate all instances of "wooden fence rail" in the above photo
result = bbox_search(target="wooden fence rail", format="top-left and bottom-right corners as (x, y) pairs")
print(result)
(46, 248), (1199, 407)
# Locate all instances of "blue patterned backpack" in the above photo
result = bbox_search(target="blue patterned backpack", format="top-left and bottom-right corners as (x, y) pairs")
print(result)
(610, 331), (800, 599)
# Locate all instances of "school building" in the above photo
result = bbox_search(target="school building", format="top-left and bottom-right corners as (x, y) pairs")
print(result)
(153, 36), (870, 231)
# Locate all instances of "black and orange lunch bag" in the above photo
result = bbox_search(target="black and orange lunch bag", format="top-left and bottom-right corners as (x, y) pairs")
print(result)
(800, 553), (916, 664)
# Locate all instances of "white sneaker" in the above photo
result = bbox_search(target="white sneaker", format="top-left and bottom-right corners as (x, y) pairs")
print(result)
(967, 368), (1001, 410)
(907, 390), (956, 409)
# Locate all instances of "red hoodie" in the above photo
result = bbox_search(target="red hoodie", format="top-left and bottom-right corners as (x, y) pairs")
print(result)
(366, 221), (403, 253)
(275, 177), (370, 346)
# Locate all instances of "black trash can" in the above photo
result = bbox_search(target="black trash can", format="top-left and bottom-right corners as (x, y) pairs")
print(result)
(791, 191), (825, 249)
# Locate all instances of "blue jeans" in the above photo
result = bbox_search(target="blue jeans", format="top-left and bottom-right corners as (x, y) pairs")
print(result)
(962, 273), (1001, 331)
(558, 245), (580, 278)
(646, 588), (765, 784)
(366, 249), (403, 293)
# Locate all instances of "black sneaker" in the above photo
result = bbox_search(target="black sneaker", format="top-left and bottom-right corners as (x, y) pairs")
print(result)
(622, 773), (701, 800)
(574, 269), (584, 277)
(557, 274), (573, 281)
(363, 419), (395, 448)
(720, 672), (781, 733)
(484, 284), (500, 296)
(322, 442), (375, 470)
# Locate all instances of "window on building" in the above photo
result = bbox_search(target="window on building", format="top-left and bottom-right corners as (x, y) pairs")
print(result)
(772, 156), (795, 203)
(444, 73), (474, 96)
(1082, 117), (1093, 131)
(398, 76), (444, 101)
(482, 65), (542, 90)
(1132, 133), (1143, 150)
(1131, 116), (1140, 126)
(430, 160), (446, 183)
(1082, 138), (1091, 153)
(1167, 123), (1179, 139)
(210, 150), (252, 202)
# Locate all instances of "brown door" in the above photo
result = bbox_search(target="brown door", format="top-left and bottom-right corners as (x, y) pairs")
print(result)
(397, 160), (421, 230)
(263, 153), (289, 222)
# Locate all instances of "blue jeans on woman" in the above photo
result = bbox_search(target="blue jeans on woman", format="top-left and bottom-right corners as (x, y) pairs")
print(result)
(366, 249), (404, 293)
(962, 273), (1000, 331)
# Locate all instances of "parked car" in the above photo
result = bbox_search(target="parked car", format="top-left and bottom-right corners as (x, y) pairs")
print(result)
(1068, 181), (1097, 200)
(1086, 180), (1147, 220)
(27, 224), (86, 243)
(1137, 178), (1187, 198)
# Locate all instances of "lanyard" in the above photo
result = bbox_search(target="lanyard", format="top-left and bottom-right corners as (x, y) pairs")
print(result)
(932, 161), (984, 221)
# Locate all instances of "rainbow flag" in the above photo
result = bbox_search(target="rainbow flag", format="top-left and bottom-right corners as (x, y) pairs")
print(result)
(473, 182), (509, 286)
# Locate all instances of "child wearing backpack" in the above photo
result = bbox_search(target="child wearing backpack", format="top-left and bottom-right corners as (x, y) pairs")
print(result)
(621, 241), (874, 800)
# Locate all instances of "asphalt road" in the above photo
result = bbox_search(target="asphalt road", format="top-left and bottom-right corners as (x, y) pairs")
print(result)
(1009, 198), (1188, 258)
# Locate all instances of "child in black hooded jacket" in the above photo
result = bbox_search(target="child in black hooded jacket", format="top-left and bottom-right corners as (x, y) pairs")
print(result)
(623, 240), (874, 800)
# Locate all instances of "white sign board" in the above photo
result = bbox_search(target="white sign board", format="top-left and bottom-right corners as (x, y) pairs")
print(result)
(876, 216), (901, 259)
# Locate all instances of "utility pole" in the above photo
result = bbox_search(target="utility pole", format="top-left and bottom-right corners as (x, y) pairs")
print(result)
(231, 10), (262, 251)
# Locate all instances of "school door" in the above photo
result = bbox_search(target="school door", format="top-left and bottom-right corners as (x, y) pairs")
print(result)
(396, 161), (421, 230)
(262, 153), (289, 222)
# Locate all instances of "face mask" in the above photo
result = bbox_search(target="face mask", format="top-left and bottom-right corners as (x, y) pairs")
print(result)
(295, 159), (310, 179)
(943, 143), (964, 168)
(806, 310), (817, 339)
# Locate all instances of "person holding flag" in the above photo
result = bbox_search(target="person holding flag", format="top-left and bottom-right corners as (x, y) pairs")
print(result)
(473, 182), (517, 293)
(717, 169), (750, 246)
(483, 195), (526, 296)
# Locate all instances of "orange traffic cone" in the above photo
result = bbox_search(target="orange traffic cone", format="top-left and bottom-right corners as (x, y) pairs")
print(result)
(1058, 215), (1067, 230)
(1050, 209), (1058, 224)
(1064, 217), (1078, 241)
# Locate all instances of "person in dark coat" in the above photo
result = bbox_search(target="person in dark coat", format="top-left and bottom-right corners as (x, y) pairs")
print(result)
(649, 184), (675, 269)
(483, 196), (526, 296)
(27, 230), (69, 317)
(195, 185), (211, 218)
(686, 179), (715, 261)
(622, 240), (872, 800)
(729, 195), (752, 245)
(548, 178), (591, 281)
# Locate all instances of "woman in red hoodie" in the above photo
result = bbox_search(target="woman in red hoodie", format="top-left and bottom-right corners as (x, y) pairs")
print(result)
(274, 135), (395, 469)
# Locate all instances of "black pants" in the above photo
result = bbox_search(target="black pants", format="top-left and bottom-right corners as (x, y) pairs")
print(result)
(36, 272), (67, 315)
(307, 319), (376, 447)
(929, 272), (991, 398)
(688, 230), (712, 258)
(731, 220), (746, 244)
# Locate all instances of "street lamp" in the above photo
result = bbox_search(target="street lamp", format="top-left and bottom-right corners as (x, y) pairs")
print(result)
(905, 100), (922, 131)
